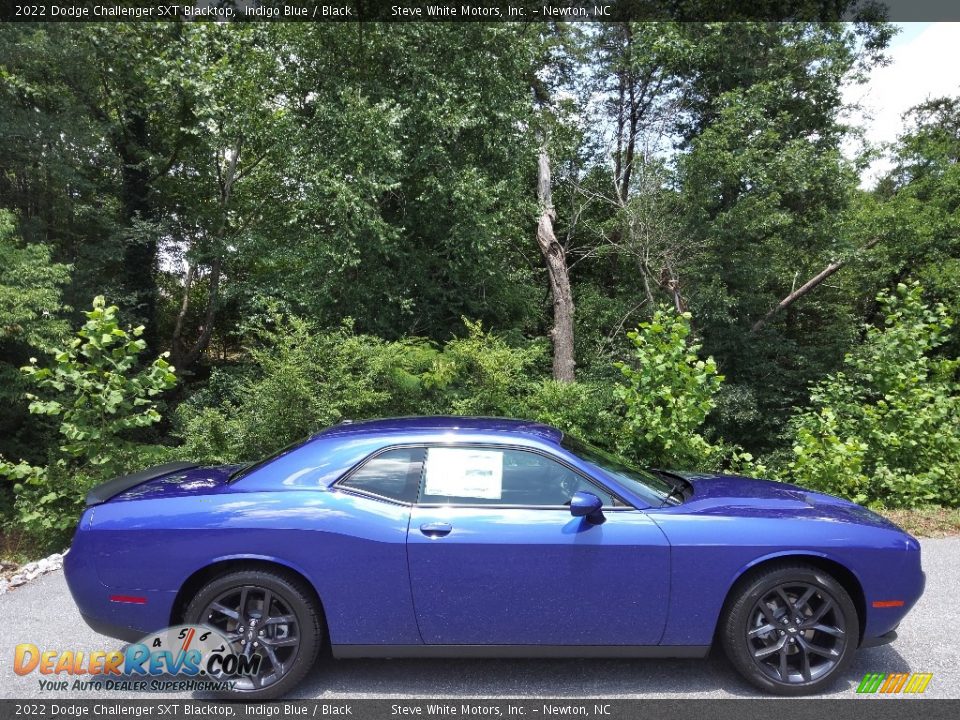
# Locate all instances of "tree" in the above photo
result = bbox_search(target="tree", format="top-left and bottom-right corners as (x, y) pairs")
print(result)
(672, 22), (892, 451)
(0, 210), (70, 462)
(787, 284), (960, 507)
(861, 97), (960, 347)
(0, 24), (199, 344)
(0, 296), (177, 541)
(535, 145), (577, 382)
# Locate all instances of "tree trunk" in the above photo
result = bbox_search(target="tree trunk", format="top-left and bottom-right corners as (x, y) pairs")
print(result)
(170, 145), (240, 370)
(536, 148), (576, 383)
(117, 111), (159, 350)
(178, 257), (222, 369)
(170, 262), (195, 368)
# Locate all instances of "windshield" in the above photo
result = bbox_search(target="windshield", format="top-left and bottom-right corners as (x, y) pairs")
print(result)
(561, 435), (677, 507)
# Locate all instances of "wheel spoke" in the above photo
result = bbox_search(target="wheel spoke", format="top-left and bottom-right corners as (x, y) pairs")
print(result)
(263, 614), (296, 625)
(261, 634), (299, 647)
(239, 587), (250, 619)
(209, 602), (239, 620)
(807, 598), (834, 624)
(795, 587), (816, 611)
(748, 623), (776, 638)
(778, 647), (789, 681)
(775, 587), (793, 611)
(799, 644), (812, 682)
(261, 642), (283, 674)
(799, 637), (838, 658)
(754, 636), (787, 659)
(260, 589), (273, 618)
(809, 623), (844, 638)
(757, 602), (779, 626)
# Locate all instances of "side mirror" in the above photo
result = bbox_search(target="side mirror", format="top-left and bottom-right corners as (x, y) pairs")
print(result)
(570, 491), (604, 523)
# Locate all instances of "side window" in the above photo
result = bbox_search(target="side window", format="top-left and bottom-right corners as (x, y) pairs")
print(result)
(420, 446), (615, 507)
(339, 447), (425, 503)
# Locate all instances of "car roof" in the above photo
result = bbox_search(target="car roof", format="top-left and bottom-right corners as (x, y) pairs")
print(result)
(314, 416), (564, 443)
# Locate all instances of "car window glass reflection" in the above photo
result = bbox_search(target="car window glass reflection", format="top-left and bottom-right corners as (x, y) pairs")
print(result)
(420, 447), (613, 507)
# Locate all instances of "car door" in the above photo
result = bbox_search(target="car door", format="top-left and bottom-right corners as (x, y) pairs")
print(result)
(406, 445), (671, 646)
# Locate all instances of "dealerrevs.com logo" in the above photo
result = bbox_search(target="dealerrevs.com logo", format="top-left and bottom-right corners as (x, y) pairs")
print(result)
(13, 625), (261, 693)
(856, 672), (933, 694)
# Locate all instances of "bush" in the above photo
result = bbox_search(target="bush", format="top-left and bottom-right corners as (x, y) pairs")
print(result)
(614, 308), (727, 468)
(175, 316), (424, 463)
(0, 297), (176, 547)
(426, 319), (546, 416)
(175, 309), (740, 474)
(785, 283), (960, 507)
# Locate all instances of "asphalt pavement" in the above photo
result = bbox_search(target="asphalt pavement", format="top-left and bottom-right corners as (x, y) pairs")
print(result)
(1, 538), (957, 700)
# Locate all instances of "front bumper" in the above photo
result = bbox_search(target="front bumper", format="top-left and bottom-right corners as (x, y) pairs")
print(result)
(861, 629), (898, 648)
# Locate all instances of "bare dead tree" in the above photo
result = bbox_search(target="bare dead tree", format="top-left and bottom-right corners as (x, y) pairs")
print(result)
(536, 145), (576, 382)
(750, 239), (880, 333)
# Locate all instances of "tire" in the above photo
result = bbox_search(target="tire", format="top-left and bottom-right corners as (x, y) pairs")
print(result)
(184, 569), (323, 700)
(720, 563), (859, 696)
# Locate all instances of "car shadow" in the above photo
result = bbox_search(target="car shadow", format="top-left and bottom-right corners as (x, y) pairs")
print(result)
(278, 644), (912, 699)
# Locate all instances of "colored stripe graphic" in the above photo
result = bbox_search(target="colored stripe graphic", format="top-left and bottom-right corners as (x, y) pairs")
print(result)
(906, 673), (933, 694)
(857, 673), (886, 693)
(856, 672), (932, 694)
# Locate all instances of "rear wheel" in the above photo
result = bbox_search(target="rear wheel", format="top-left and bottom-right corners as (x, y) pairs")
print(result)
(720, 563), (858, 695)
(185, 569), (322, 700)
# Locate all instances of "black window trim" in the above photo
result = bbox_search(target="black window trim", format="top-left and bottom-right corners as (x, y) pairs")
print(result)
(330, 442), (637, 512)
(333, 441), (636, 510)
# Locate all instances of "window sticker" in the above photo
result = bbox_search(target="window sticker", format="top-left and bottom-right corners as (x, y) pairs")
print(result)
(424, 447), (504, 500)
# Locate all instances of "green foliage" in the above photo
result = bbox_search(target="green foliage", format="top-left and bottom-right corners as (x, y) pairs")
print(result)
(613, 308), (726, 468)
(0, 297), (177, 546)
(21, 297), (177, 470)
(522, 380), (620, 451)
(786, 284), (960, 507)
(0, 211), (71, 347)
(0, 210), (71, 463)
(176, 309), (749, 475)
(427, 320), (545, 417)
(175, 316), (543, 462)
(6, 20), (960, 522)
(176, 316), (412, 463)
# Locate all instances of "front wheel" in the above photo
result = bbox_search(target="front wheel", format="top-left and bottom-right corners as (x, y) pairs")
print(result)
(720, 563), (859, 696)
(184, 569), (323, 700)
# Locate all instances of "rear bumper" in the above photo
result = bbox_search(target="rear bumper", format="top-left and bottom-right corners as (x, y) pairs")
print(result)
(78, 612), (145, 643)
(64, 513), (176, 642)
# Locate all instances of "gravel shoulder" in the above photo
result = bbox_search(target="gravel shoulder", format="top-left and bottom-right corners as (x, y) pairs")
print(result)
(1, 538), (957, 700)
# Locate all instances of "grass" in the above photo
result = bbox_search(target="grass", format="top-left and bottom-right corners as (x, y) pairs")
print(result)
(876, 507), (960, 538)
(0, 527), (50, 570)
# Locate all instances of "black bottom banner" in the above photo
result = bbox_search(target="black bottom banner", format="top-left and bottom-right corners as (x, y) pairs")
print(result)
(1, 700), (959, 720)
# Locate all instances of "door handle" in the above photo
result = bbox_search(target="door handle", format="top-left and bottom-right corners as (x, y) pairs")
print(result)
(420, 522), (453, 538)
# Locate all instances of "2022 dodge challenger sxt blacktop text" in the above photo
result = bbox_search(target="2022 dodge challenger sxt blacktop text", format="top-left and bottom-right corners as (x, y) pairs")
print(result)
(64, 417), (925, 698)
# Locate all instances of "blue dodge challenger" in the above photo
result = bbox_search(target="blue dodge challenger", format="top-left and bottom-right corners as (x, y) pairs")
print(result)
(65, 416), (924, 698)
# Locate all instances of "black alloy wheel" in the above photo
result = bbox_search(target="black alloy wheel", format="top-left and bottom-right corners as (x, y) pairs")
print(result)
(185, 569), (323, 699)
(746, 581), (847, 684)
(721, 563), (859, 695)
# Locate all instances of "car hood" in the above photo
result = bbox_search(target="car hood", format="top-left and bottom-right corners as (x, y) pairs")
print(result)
(668, 471), (900, 530)
(109, 464), (243, 502)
